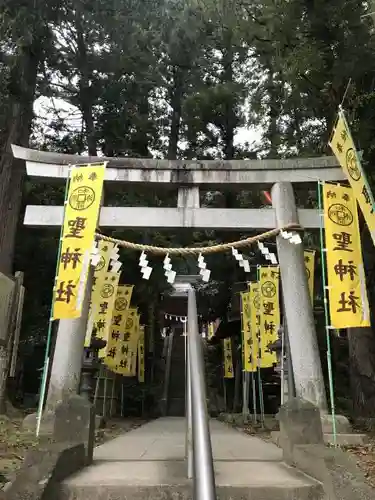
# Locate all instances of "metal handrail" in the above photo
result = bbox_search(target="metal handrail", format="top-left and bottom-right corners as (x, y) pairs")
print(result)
(186, 287), (216, 500)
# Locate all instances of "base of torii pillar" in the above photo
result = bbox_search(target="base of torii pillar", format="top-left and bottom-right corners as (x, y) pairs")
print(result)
(23, 273), (93, 433)
(271, 182), (355, 440)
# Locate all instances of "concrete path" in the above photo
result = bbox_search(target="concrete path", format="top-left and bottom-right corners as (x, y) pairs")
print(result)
(94, 417), (282, 462)
(59, 417), (323, 499)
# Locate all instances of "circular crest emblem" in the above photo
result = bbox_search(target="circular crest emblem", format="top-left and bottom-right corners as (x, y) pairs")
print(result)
(101, 284), (114, 298)
(69, 186), (95, 211)
(95, 255), (105, 272)
(115, 297), (128, 311)
(261, 281), (276, 298)
(346, 148), (361, 181)
(328, 203), (353, 226)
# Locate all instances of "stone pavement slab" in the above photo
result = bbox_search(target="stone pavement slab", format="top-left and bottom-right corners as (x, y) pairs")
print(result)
(62, 459), (315, 488)
(58, 418), (324, 500)
(94, 417), (282, 462)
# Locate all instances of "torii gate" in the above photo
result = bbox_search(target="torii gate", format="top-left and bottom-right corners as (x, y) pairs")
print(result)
(12, 145), (347, 431)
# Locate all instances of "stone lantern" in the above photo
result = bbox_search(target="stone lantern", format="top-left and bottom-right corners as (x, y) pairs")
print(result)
(80, 330), (107, 401)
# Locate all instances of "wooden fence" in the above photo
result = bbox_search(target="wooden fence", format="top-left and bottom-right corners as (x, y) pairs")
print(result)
(0, 271), (25, 411)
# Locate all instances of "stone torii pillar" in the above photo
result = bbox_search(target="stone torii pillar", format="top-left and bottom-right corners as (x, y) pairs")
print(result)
(45, 274), (92, 412)
(271, 182), (356, 437)
(271, 182), (327, 410)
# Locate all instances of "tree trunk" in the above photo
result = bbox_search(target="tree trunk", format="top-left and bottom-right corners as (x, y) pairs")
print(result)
(266, 68), (282, 159)
(348, 327), (375, 418)
(347, 221), (375, 418)
(0, 110), (26, 275)
(75, 12), (97, 157)
(0, 40), (41, 275)
(137, 91), (150, 157)
(168, 67), (183, 160)
(222, 31), (235, 160)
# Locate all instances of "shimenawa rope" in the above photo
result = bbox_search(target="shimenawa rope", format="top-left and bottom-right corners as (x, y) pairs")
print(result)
(94, 223), (302, 256)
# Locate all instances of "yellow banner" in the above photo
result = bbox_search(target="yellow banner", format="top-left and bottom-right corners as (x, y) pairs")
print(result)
(223, 338), (234, 378)
(259, 266), (279, 367)
(329, 110), (375, 244)
(93, 271), (121, 356)
(131, 314), (141, 376)
(104, 285), (134, 366)
(207, 322), (214, 340)
(84, 240), (116, 347)
(138, 326), (145, 383)
(241, 292), (255, 372)
(240, 305), (245, 365)
(109, 308), (139, 376)
(249, 282), (260, 370)
(53, 163), (106, 319)
(323, 183), (370, 328)
(304, 250), (316, 303)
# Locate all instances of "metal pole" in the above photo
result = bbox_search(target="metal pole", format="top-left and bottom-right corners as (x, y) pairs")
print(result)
(257, 368), (265, 428)
(188, 288), (216, 500)
(242, 372), (249, 417)
(184, 318), (193, 479)
(36, 357), (50, 437)
(280, 326), (285, 405)
(223, 378), (227, 412)
(317, 180), (337, 445)
(120, 379), (124, 417)
(109, 374), (116, 417)
(103, 372), (108, 418)
(251, 371), (257, 424)
(161, 329), (174, 416)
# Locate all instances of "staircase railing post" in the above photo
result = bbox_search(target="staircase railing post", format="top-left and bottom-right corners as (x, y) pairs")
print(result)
(187, 287), (216, 500)
(185, 317), (193, 478)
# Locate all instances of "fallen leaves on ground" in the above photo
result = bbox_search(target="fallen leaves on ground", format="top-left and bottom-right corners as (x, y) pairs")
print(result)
(241, 422), (273, 440)
(227, 415), (375, 489)
(344, 438), (375, 488)
(94, 418), (147, 446)
(0, 416), (37, 485)
(0, 415), (147, 488)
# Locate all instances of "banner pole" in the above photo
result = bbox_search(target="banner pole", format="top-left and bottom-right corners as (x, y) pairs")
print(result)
(248, 283), (258, 423)
(256, 266), (265, 427)
(280, 324), (285, 405)
(251, 371), (257, 424)
(36, 357), (50, 437)
(35, 167), (72, 435)
(317, 181), (337, 446)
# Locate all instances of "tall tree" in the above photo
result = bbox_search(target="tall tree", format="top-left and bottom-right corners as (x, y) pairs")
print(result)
(0, 1), (61, 274)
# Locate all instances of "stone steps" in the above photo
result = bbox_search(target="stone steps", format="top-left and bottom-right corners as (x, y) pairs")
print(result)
(323, 433), (368, 446)
(167, 334), (186, 416)
(271, 431), (368, 447)
(167, 396), (185, 416)
(56, 459), (324, 500)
